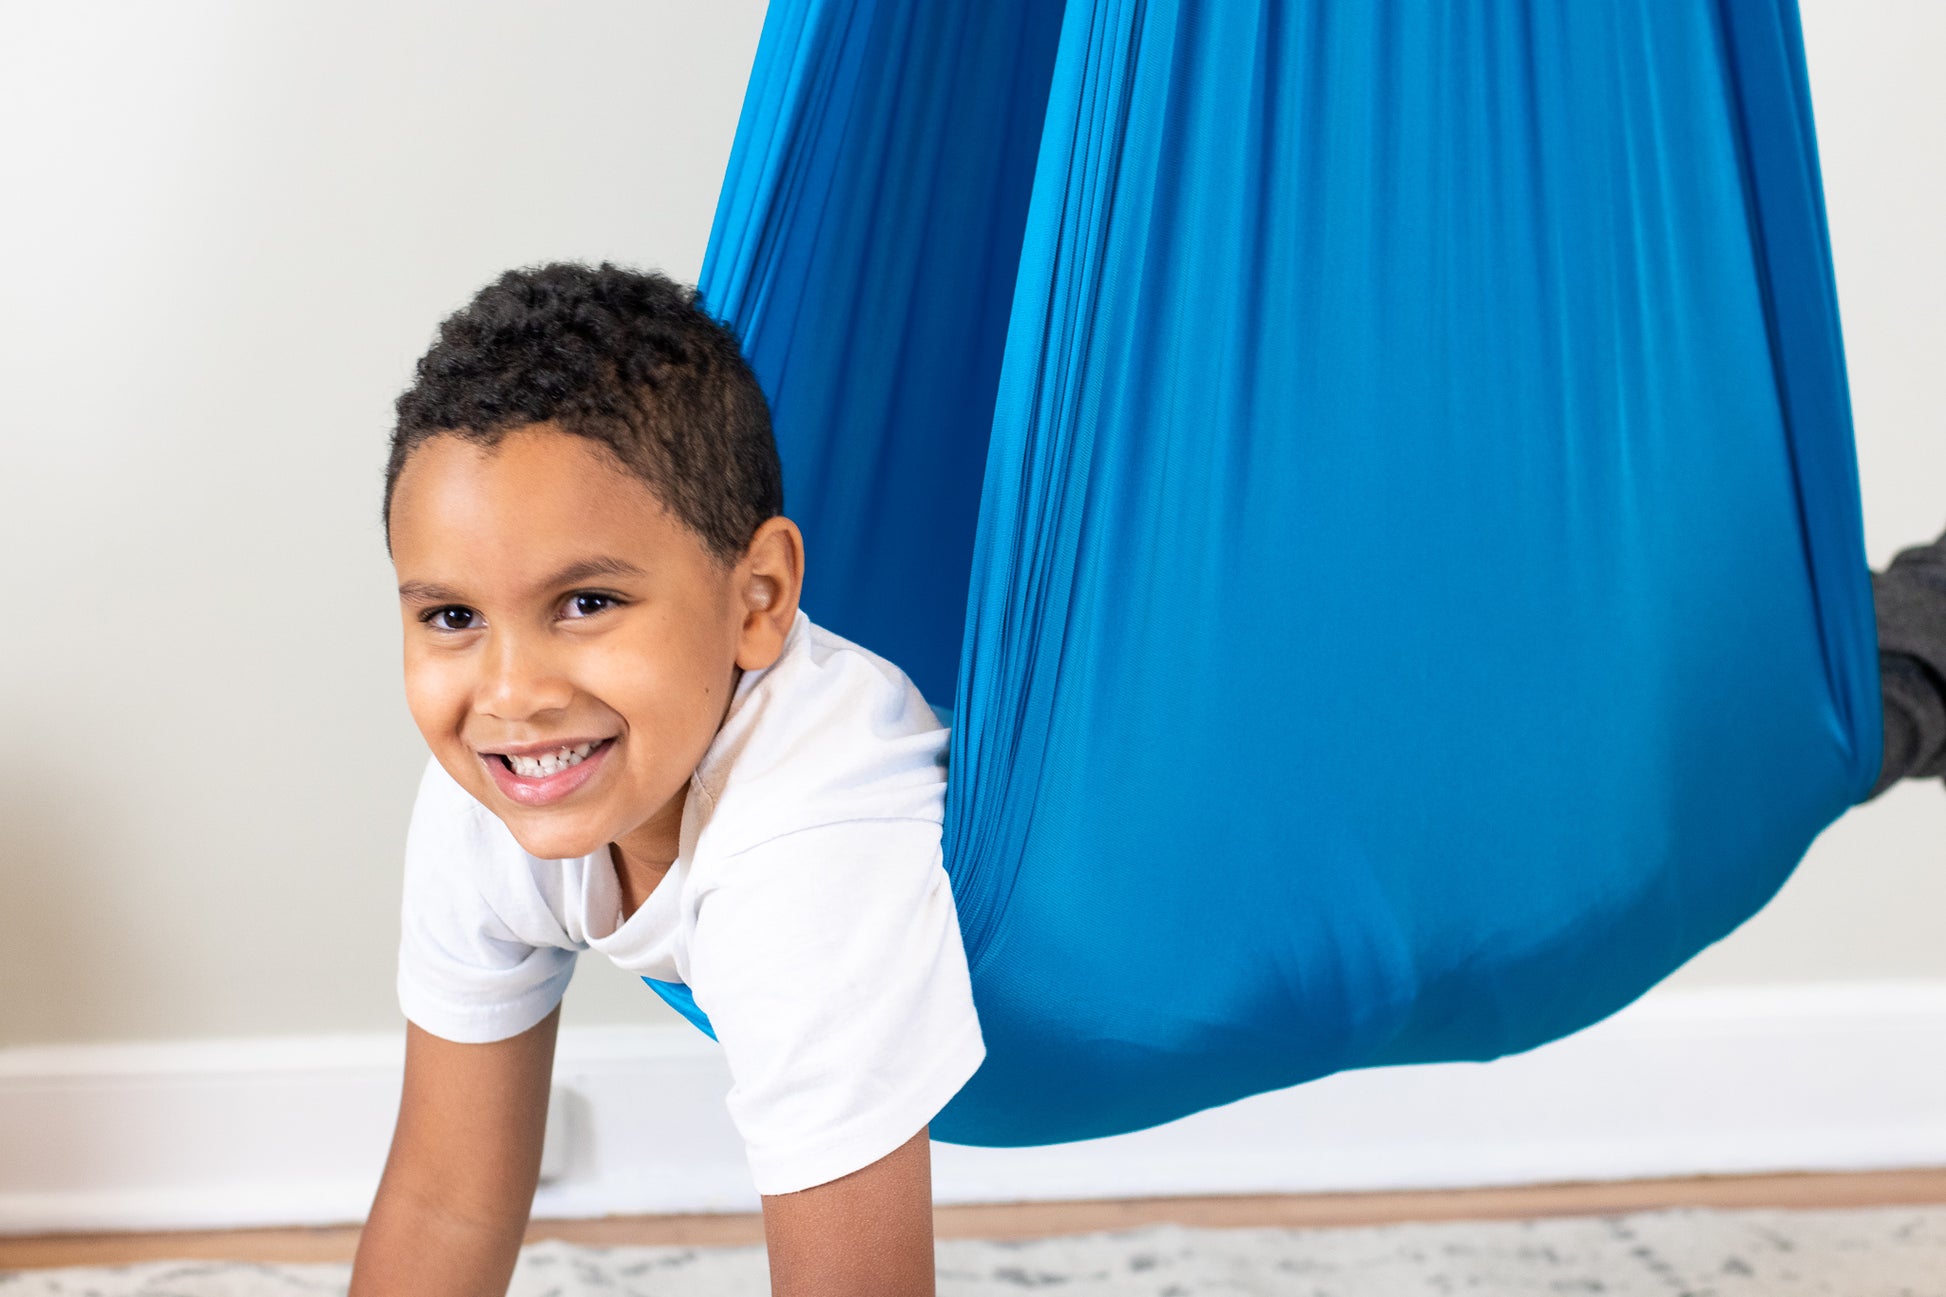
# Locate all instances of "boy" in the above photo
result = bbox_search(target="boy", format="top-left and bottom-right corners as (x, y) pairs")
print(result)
(356, 259), (1946, 1296)
(354, 263), (981, 1296)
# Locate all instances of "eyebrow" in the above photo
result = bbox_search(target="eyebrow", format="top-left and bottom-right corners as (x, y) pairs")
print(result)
(397, 555), (648, 604)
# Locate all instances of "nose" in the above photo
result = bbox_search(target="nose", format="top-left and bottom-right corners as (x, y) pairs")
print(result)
(474, 626), (574, 722)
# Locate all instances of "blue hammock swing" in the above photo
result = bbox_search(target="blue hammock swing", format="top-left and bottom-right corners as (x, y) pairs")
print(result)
(649, 0), (1882, 1148)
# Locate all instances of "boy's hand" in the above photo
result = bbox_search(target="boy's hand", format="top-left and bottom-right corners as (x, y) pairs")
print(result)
(762, 1126), (938, 1296)
(350, 1010), (559, 1296)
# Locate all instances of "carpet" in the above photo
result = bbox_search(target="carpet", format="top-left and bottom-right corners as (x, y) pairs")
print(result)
(3, 1205), (1942, 1295)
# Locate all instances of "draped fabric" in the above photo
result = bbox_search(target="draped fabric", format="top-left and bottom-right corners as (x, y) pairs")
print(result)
(692, 0), (1882, 1148)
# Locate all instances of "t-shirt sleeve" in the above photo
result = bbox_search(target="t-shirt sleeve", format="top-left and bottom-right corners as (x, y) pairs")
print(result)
(686, 817), (985, 1196)
(396, 758), (578, 1043)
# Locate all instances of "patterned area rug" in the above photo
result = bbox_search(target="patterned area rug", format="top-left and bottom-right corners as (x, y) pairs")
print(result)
(4, 1206), (1943, 1295)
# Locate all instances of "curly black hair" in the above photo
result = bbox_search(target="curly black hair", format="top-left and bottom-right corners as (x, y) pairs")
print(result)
(385, 262), (782, 565)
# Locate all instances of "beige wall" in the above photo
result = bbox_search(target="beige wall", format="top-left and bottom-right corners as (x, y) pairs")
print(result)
(0, 0), (767, 1044)
(0, 1), (1940, 1048)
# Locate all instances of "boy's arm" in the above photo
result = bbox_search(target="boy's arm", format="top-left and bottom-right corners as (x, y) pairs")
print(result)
(761, 1125), (937, 1297)
(350, 1009), (559, 1297)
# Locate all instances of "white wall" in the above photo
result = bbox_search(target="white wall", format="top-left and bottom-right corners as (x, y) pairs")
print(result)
(0, 0), (767, 1045)
(0, 0), (1940, 1050)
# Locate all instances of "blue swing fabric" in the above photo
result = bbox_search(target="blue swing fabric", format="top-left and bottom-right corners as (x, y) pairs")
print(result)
(679, 0), (1883, 1148)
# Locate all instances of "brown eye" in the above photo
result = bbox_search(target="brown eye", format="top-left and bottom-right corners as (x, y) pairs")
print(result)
(563, 592), (620, 619)
(422, 606), (479, 631)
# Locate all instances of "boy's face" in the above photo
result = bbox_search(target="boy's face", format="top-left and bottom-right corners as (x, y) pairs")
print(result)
(388, 426), (799, 868)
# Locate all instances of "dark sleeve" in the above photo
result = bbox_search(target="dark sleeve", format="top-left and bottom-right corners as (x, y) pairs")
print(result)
(1864, 526), (1946, 801)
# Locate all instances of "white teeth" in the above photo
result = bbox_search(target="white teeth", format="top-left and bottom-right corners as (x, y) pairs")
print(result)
(506, 742), (597, 779)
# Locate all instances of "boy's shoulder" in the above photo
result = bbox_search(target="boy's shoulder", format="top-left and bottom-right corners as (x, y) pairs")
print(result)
(688, 611), (949, 860)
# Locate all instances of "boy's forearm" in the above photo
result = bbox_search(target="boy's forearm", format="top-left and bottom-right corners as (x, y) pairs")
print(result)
(351, 1016), (558, 1297)
(351, 1173), (530, 1297)
(761, 1127), (937, 1297)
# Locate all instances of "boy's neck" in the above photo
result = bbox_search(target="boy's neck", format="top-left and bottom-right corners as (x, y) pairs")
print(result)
(607, 666), (739, 920)
(608, 790), (685, 920)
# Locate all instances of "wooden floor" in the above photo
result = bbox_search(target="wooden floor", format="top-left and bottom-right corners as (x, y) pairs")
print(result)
(5, 1169), (1945, 1271)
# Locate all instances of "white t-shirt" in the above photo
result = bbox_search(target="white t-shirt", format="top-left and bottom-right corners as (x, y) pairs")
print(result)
(396, 610), (985, 1195)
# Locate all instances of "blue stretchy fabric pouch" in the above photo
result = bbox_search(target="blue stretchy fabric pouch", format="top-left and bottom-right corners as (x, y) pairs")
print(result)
(676, 0), (1880, 1148)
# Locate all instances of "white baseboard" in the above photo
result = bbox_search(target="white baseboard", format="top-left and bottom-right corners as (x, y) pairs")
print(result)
(3, 981), (1944, 1235)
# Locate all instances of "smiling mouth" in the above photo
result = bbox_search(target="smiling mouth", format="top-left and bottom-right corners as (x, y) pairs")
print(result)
(491, 738), (615, 779)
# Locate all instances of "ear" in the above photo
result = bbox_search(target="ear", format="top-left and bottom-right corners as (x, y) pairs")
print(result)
(732, 516), (806, 671)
